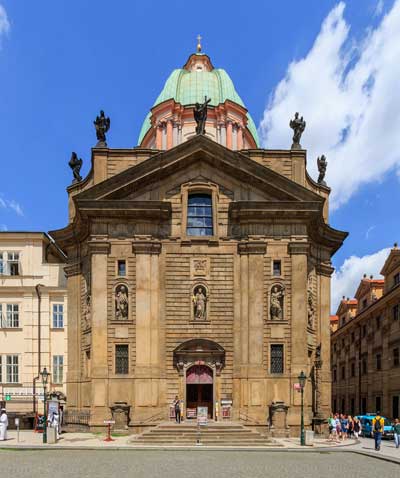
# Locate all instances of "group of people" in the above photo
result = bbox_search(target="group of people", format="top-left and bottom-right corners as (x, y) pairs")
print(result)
(0, 407), (62, 442)
(328, 414), (362, 442)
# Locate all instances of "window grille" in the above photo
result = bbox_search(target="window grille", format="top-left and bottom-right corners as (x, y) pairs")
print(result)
(6, 304), (19, 328)
(117, 260), (126, 276)
(187, 194), (213, 236)
(273, 260), (281, 276)
(270, 344), (284, 374)
(53, 355), (64, 383)
(7, 252), (20, 275)
(52, 304), (64, 328)
(115, 344), (129, 374)
(6, 355), (19, 383)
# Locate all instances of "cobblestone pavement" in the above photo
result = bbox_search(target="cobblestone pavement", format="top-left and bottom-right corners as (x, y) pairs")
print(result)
(0, 450), (398, 478)
(350, 436), (400, 461)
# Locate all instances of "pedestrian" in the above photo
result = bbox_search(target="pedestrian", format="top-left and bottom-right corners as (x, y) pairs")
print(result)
(173, 395), (181, 424)
(328, 414), (336, 441)
(392, 418), (400, 449)
(335, 414), (342, 442)
(50, 411), (60, 439)
(341, 414), (349, 440)
(372, 412), (385, 451)
(348, 416), (354, 438)
(0, 408), (8, 441)
(353, 417), (362, 439)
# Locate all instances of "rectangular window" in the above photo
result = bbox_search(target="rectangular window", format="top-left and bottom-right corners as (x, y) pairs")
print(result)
(361, 397), (367, 415)
(272, 260), (281, 277)
(393, 348), (399, 367)
(333, 368), (337, 382)
(117, 260), (126, 277)
(187, 194), (213, 236)
(351, 362), (355, 377)
(6, 304), (19, 328)
(53, 355), (64, 384)
(341, 398), (345, 412)
(7, 252), (20, 276)
(115, 344), (129, 374)
(341, 365), (345, 380)
(393, 396), (399, 421)
(351, 332), (355, 343)
(270, 344), (284, 374)
(333, 343), (337, 353)
(52, 304), (64, 328)
(0, 253), (3, 275)
(376, 353), (382, 371)
(376, 316), (381, 330)
(351, 398), (355, 416)
(362, 358), (367, 375)
(6, 355), (19, 383)
(362, 298), (368, 309)
(375, 396), (381, 413)
(362, 324), (367, 338)
(394, 272), (400, 287)
(393, 304), (399, 321)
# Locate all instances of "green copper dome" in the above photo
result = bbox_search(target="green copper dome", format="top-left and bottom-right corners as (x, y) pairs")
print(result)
(138, 64), (259, 146)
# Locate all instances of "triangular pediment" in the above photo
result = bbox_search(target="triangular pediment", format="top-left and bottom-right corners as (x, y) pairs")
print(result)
(380, 248), (400, 276)
(76, 135), (324, 205)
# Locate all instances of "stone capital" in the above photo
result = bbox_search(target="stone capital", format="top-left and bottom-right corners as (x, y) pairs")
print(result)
(315, 262), (335, 277)
(64, 261), (81, 277)
(288, 242), (310, 255)
(132, 241), (162, 255)
(237, 241), (267, 255)
(88, 241), (110, 255)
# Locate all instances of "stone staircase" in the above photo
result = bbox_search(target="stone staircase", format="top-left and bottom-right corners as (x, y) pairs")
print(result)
(130, 421), (278, 447)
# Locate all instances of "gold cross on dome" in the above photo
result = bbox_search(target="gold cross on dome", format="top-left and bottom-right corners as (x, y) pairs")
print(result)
(196, 34), (202, 52)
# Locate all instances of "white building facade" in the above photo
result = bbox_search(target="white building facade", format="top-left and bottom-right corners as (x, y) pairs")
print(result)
(0, 232), (67, 418)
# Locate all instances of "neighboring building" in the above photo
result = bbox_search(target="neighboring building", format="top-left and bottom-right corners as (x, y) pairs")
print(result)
(330, 315), (339, 333)
(51, 46), (347, 434)
(0, 232), (67, 417)
(331, 245), (400, 419)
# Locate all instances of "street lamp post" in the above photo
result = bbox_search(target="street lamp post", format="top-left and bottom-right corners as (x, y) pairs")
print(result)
(40, 367), (50, 444)
(298, 370), (307, 446)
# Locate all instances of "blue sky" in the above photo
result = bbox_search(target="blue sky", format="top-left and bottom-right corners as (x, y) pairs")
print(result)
(0, 0), (399, 309)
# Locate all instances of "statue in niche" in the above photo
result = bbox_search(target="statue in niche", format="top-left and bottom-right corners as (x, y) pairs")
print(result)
(192, 285), (207, 320)
(270, 285), (285, 320)
(307, 276), (315, 328)
(115, 284), (129, 320)
(289, 112), (306, 149)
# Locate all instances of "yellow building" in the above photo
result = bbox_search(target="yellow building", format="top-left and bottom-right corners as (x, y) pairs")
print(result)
(331, 245), (400, 419)
(0, 232), (67, 422)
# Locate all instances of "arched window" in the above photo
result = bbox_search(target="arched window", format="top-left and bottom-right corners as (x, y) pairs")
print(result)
(187, 193), (213, 236)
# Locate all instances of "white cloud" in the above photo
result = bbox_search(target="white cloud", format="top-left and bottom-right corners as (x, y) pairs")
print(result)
(375, 0), (384, 16)
(331, 246), (391, 312)
(0, 4), (10, 42)
(259, 1), (400, 210)
(365, 224), (376, 239)
(0, 195), (24, 216)
(0, 224), (7, 231)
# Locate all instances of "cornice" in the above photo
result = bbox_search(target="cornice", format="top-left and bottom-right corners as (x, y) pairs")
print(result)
(237, 241), (267, 255)
(288, 242), (310, 255)
(88, 241), (110, 255)
(64, 261), (81, 277)
(132, 241), (162, 255)
(315, 262), (335, 277)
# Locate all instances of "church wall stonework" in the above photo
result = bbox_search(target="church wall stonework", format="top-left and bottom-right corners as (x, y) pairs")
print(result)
(53, 125), (346, 435)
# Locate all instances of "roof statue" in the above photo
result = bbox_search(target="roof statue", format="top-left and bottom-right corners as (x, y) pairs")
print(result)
(68, 152), (83, 183)
(317, 155), (327, 186)
(194, 96), (211, 135)
(289, 112), (306, 149)
(94, 110), (110, 147)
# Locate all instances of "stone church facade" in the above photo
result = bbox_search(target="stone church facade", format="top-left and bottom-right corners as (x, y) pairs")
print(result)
(51, 49), (347, 433)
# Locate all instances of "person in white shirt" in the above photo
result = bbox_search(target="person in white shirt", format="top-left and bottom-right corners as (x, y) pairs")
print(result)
(0, 409), (8, 441)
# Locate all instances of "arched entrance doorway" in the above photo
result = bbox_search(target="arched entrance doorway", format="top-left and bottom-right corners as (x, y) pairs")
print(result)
(186, 365), (213, 418)
(173, 339), (225, 420)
